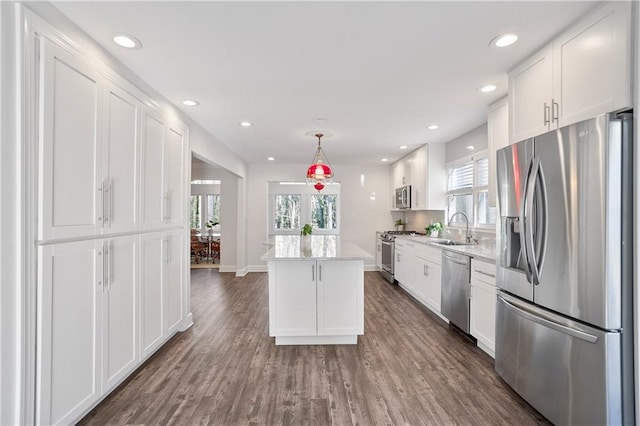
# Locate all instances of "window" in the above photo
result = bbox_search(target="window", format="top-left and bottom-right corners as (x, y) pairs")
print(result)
(446, 153), (496, 228)
(273, 194), (301, 230)
(207, 194), (221, 229)
(190, 195), (201, 229)
(269, 182), (340, 235)
(189, 193), (221, 231)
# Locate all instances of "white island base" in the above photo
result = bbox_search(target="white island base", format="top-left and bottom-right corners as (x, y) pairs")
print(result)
(262, 236), (370, 346)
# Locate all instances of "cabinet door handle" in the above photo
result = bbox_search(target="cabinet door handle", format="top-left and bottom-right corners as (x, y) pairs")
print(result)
(163, 193), (171, 222)
(98, 248), (104, 289)
(377, 244), (381, 252)
(312, 264), (315, 281)
(97, 182), (104, 224)
(102, 243), (109, 291)
(109, 242), (114, 290)
(543, 102), (550, 126)
(425, 265), (429, 277)
(103, 179), (109, 225)
(108, 178), (113, 227)
(551, 99), (559, 123)
(474, 268), (496, 278)
(319, 264), (322, 282)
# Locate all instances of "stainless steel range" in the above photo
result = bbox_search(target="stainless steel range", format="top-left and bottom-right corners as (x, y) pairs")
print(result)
(379, 231), (423, 283)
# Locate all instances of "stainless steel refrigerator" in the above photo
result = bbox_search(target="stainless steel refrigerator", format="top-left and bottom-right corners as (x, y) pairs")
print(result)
(495, 112), (634, 425)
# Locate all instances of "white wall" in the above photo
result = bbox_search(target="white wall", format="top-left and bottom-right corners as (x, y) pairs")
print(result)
(246, 163), (392, 270)
(445, 124), (488, 164)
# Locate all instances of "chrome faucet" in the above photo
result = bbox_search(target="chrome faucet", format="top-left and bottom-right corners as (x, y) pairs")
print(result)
(448, 212), (473, 243)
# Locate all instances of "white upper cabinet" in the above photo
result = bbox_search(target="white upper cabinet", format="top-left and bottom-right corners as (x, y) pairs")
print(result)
(410, 144), (445, 210)
(508, 46), (553, 143)
(140, 107), (166, 230)
(102, 82), (140, 234)
(390, 144), (445, 211)
(509, 2), (631, 143)
(39, 40), (103, 240)
(487, 97), (509, 208)
(553, 2), (631, 126)
(164, 121), (186, 227)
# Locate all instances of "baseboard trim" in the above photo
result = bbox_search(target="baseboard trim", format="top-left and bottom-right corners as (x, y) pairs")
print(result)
(179, 313), (194, 332)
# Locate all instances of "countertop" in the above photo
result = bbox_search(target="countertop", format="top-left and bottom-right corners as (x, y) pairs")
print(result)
(395, 235), (497, 264)
(261, 235), (373, 261)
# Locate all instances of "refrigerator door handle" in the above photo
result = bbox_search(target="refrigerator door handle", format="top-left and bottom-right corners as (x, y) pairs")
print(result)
(498, 294), (598, 343)
(525, 157), (546, 285)
(519, 158), (534, 284)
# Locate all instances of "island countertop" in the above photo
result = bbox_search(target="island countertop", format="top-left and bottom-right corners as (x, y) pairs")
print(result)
(261, 235), (373, 261)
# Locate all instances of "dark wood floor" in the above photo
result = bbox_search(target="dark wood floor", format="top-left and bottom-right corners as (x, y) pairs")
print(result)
(80, 270), (548, 425)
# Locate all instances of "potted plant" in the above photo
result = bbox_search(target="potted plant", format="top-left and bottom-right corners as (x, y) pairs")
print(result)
(205, 220), (219, 236)
(426, 222), (442, 238)
(301, 223), (313, 251)
(394, 219), (405, 232)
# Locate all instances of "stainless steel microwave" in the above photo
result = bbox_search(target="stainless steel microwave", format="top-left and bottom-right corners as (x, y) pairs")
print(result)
(395, 185), (411, 209)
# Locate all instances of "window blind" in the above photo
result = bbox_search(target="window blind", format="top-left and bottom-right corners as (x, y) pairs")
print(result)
(447, 161), (473, 191)
(475, 157), (489, 187)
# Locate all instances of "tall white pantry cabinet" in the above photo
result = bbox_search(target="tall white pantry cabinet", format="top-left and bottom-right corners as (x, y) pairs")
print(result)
(35, 37), (189, 425)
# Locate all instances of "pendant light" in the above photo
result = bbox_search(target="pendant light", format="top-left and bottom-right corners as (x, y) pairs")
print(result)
(306, 133), (333, 191)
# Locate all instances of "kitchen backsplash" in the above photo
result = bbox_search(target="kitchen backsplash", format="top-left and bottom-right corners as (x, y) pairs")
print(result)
(391, 210), (496, 247)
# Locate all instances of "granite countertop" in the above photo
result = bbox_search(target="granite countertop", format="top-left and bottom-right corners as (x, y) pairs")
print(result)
(261, 235), (373, 261)
(395, 235), (497, 264)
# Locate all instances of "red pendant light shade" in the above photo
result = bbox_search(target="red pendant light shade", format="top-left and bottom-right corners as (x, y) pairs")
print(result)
(306, 133), (333, 191)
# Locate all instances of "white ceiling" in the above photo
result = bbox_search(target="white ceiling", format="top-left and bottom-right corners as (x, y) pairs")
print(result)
(52, 1), (598, 165)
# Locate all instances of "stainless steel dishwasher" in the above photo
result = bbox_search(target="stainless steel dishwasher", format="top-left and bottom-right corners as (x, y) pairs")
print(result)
(441, 250), (471, 333)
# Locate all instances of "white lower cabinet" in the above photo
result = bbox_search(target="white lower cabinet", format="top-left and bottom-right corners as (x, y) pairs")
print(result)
(269, 260), (364, 344)
(470, 259), (497, 357)
(395, 238), (443, 317)
(37, 236), (138, 424)
(140, 230), (184, 358)
(375, 233), (382, 269)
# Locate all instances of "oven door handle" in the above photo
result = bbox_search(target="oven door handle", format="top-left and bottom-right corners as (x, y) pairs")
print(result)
(381, 240), (393, 246)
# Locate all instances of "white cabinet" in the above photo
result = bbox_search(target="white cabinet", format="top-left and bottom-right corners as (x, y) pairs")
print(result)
(37, 236), (138, 424)
(416, 256), (442, 315)
(470, 259), (497, 357)
(165, 230), (184, 335)
(487, 97), (509, 208)
(409, 144), (446, 210)
(37, 240), (102, 425)
(268, 260), (364, 343)
(393, 240), (412, 291)
(140, 108), (166, 230)
(140, 232), (165, 358)
(102, 82), (140, 234)
(317, 260), (363, 336)
(102, 235), (138, 392)
(140, 110), (187, 230)
(39, 40), (104, 241)
(509, 2), (631, 143)
(38, 40), (146, 240)
(375, 233), (382, 269)
(509, 46), (553, 143)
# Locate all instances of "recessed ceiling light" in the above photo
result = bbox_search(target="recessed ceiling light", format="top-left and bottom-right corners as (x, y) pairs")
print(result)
(427, 124), (439, 130)
(478, 84), (497, 93)
(467, 145), (475, 150)
(399, 145), (408, 150)
(239, 121), (253, 127)
(491, 33), (518, 48)
(381, 158), (389, 162)
(182, 100), (199, 107)
(113, 34), (142, 49)
(267, 157), (275, 161)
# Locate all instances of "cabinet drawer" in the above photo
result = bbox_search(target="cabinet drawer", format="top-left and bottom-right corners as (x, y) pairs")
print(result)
(416, 244), (442, 265)
(471, 259), (496, 285)
(394, 238), (416, 250)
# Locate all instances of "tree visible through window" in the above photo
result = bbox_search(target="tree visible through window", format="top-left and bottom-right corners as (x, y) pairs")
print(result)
(190, 195), (201, 229)
(311, 194), (337, 230)
(274, 194), (301, 230)
(207, 194), (221, 229)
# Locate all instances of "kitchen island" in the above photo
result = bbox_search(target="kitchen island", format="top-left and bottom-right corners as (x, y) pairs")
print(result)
(261, 235), (372, 345)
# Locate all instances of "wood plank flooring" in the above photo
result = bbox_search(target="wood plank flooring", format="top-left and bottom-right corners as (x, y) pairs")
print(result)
(79, 270), (549, 425)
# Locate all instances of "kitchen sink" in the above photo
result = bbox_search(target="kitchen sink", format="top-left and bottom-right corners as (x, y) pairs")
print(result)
(432, 240), (474, 246)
